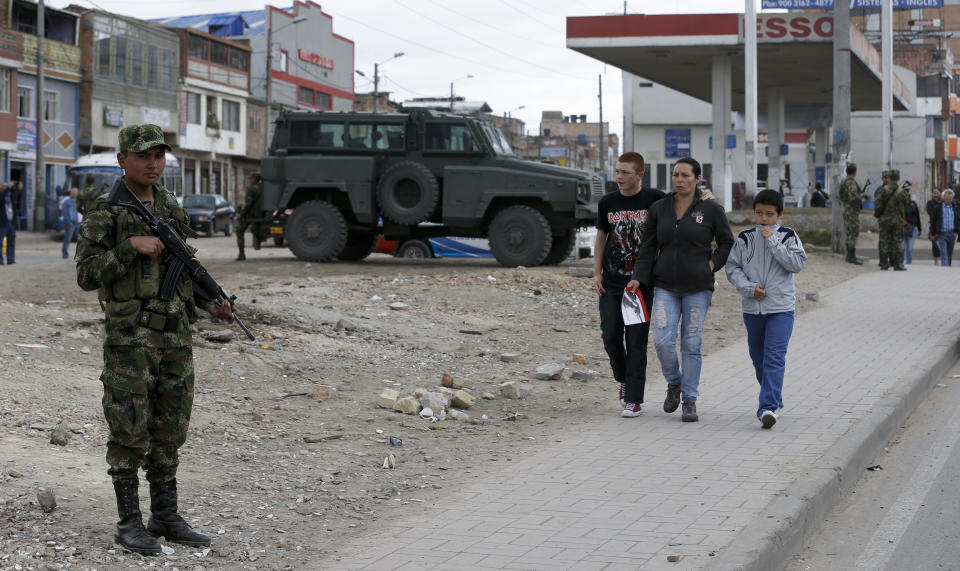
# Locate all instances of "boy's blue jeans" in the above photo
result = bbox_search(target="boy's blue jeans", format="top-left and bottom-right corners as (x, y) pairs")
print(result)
(652, 287), (712, 403)
(743, 311), (794, 418)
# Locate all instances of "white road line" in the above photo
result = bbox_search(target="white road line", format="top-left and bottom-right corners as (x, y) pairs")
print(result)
(854, 401), (960, 569)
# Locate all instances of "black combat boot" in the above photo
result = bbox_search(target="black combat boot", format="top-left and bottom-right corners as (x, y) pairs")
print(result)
(252, 232), (261, 251)
(235, 247), (245, 261)
(845, 247), (863, 265)
(893, 256), (907, 271)
(147, 480), (211, 547)
(113, 479), (162, 555)
(879, 254), (889, 270)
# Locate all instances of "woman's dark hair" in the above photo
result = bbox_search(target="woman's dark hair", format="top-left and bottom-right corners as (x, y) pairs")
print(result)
(753, 189), (783, 214)
(674, 157), (701, 178)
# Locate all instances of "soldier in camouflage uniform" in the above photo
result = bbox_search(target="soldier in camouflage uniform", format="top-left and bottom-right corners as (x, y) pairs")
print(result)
(873, 169), (909, 271)
(837, 162), (867, 265)
(76, 124), (235, 556)
(235, 172), (263, 261)
(77, 173), (99, 217)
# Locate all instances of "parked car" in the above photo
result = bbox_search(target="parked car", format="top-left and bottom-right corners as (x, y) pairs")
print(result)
(181, 193), (235, 237)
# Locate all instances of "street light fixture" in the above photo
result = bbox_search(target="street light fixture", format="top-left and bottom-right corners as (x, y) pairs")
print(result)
(449, 74), (474, 111)
(504, 105), (525, 144)
(264, 15), (307, 152)
(358, 51), (404, 114)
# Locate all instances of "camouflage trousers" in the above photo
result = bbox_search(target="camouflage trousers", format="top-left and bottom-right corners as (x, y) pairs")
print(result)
(843, 211), (860, 249)
(878, 219), (903, 262)
(235, 219), (261, 250)
(101, 345), (195, 484)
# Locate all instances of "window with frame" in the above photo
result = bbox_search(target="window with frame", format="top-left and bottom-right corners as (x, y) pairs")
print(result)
(230, 47), (248, 72)
(17, 86), (33, 119)
(44, 91), (59, 121)
(425, 123), (479, 152)
(188, 35), (207, 60)
(247, 108), (261, 133)
(290, 120), (344, 148)
(315, 92), (331, 109)
(115, 36), (127, 82)
(222, 100), (240, 132)
(278, 50), (288, 73)
(186, 92), (201, 124)
(160, 49), (173, 89)
(211, 43), (228, 67)
(377, 124), (405, 150)
(0, 69), (10, 113)
(148, 45), (159, 85)
(298, 86), (313, 106)
(98, 36), (111, 78)
(130, 41), (143, 85)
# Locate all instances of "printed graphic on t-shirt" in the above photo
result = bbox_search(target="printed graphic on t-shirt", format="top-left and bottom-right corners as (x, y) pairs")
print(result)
(606, 209), (648, 277)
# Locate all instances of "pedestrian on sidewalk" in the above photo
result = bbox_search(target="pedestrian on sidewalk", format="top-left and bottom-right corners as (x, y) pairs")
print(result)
(76, 124), (235, 556)
(901, 185), (921, 266)
(725, 190), (807, 429)
(628, 157), (734, 423)
(929, 188), (959, 266)
(61, 187), (80, 259)
(593, 152), (665, 418)
(0, 180), (19, 265)
(926, 188), (943, 266)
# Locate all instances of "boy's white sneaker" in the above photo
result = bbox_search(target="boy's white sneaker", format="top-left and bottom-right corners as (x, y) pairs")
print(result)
(760, 409), (778, 429)
(621, 403), (643, 417)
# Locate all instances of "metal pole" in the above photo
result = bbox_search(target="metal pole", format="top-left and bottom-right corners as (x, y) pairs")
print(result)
(263, 5), (272, 155)
(34, 0), (45, 232)
(449, 81), (454, 111)
(745, 0), (758, 206)
(881, 0), (893, 169)
(373, 63), (379, 114)
(598, 74), (605, 177)
(831, 0), (851, 254)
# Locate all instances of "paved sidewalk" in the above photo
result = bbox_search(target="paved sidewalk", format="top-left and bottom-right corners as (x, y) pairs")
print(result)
(320, 265), (960, 571)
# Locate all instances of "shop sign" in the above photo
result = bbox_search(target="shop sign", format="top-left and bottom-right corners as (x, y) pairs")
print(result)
(141, 107), (172, 131)
(298, 48), (334, 70)
(103, 104), (124, 127)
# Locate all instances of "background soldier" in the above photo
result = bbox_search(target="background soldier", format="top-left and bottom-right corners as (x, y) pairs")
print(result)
(76, 124), (235, 555)
(838, 162), (866, 265)
(874, 169), (909, 271)
(235, 172), (262, 261)
(78, 174), (99, 217)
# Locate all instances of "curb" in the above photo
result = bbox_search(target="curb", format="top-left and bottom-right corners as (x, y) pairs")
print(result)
(706, 333), (960, 571)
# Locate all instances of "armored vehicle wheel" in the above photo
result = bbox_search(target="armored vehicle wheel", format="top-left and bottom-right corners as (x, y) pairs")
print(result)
(337, 229), (379, 261)
(488, 205), (553, 267)
(396, 239), (432, 259)
(376, 162), (439, 225)
(223, 219), (234, 237)
(285, 200), (348, 262)
(540, 230), (576, 265)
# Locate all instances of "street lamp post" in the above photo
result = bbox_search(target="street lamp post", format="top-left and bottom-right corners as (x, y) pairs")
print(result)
(449, 74), (474, 111)
(264, 14), (307, 154)
(357, 52), (404, 114)
(505, 105), (525, 145)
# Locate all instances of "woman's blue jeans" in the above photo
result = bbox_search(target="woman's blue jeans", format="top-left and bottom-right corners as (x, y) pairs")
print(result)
(652, 287), (712, 403)
(743, 311), (794, 419)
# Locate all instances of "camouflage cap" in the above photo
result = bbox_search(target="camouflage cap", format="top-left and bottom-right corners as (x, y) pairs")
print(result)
(881, 170), (892, 178)
(118, 124), (172, 153)
(846, 162), (857, 170)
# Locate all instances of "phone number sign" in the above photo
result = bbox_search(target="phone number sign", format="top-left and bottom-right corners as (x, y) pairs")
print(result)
(762, 0), (942, 7)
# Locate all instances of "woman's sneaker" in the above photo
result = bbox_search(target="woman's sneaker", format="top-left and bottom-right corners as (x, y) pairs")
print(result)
(760, 410), (778, 429)
(621, 403), (643, 417)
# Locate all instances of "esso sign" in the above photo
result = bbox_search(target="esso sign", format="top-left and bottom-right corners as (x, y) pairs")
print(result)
(751, 14), (834, 43)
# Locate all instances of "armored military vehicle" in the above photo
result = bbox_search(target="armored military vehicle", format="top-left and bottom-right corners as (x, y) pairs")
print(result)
(259, 108), (603, 266)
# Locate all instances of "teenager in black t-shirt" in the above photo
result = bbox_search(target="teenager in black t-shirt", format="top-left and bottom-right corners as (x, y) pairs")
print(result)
(593, 152), (665, 417)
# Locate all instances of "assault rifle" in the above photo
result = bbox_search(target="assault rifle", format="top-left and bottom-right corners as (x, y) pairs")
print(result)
(110, 180), (256, 341)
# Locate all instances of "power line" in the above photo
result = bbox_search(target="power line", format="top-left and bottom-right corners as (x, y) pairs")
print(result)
(421, 0), (557, 50)
(493, 0), (562, 33)
(380, 73), (429, 98)
(393, 0), (579, 79)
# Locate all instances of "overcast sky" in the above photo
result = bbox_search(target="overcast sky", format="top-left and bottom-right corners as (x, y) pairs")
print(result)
(50, 0), (758, 139)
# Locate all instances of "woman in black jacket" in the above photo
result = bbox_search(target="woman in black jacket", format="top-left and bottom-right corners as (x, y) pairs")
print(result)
(627, 157), (735, 422)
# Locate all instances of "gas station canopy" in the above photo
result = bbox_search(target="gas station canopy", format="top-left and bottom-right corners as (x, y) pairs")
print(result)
(566, 12), (910, 112)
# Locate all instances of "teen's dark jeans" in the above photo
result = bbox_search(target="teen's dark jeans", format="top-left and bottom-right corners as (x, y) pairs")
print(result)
(599, 285), (651, 404)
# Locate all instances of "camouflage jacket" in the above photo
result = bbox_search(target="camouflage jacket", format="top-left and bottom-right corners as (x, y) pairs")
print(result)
(874, 184), (908, 222)
(78, 184), (100, 216)
(76, 180), (201, 347)
(838, 177), (865, 213)
(238, 181), (263, 221)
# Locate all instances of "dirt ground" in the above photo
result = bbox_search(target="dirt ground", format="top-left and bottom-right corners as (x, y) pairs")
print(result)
(0, 229), (868, 570)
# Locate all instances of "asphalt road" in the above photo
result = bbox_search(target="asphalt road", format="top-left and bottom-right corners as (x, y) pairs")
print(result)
(785, 359), (960, 571)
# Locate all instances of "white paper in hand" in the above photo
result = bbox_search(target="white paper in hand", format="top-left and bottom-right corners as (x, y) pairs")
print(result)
(621, 287), (649, 325)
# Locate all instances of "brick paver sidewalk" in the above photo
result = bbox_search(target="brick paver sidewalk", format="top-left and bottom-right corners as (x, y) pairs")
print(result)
(320, 265), (960, 571)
